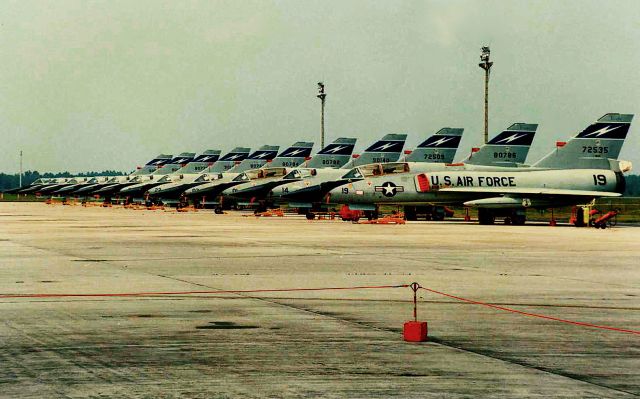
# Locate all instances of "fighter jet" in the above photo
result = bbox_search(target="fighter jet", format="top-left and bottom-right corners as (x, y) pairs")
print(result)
(116, 153), (198, 200)
(24, 177), (79, 195)
(218, 138), (357, 209)
(185, 142), (316, 211)
(274, 129), (469, 218)
(284, 122), (535, 219)
(51, 175), (114, 196)
(328, 113), (633, 225)
(181, 145), (282, 209)
(270, 133), (410, 213)
(88, 154), (175, 200)
(13, 177), (70, 195)
(6, 154), (176, 198)
(144, 149), (256, 204)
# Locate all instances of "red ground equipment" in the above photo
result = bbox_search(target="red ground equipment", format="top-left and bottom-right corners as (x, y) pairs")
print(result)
(592, 210), (618, 229)
(339, 205), (363, 222)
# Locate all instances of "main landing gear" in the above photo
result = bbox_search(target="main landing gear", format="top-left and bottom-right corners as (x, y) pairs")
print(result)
(478, 208), (526, 225)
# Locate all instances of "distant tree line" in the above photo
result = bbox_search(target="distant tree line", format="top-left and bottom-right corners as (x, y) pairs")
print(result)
(0, 170), (128, 191)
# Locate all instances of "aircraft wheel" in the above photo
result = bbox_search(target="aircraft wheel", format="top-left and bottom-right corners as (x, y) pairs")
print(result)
(431, 206), (445, 221)
(306, 212), (316, 220)
(364, 210), (377, 221)
(214, 207), (224, 214)
(512, 214), (526, 225)
(504, 217), (512, 225)
(478, 209), (495, 225)
(404, 206), (417, 221)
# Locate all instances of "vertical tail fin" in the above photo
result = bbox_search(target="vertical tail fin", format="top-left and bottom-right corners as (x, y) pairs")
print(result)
(270, 142), (314, 167)
(464, 123), (538, 166)
(342, 134), (407, 168)
(152, 152), (196, 174)
(211, 147), (251, 172)
(231, 145), (280, 172)
(306, 138), (357, 168)
(178, 150), (221, 173)
(132, 154), (174, 175)
(405, 128), (463, 163)
(533, 113), (634, 169)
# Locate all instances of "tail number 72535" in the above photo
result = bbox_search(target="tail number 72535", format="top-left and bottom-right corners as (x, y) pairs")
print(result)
(583, 146), (608, 154)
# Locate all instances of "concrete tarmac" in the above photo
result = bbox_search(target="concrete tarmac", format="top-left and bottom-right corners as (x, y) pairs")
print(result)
(0, 202), (638, 398)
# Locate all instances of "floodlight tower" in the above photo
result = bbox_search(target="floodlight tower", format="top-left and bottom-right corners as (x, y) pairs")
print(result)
(478, 46), (493, 144)
(317, 82), (327, 148)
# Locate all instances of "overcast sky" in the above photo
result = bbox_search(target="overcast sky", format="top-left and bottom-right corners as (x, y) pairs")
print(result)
(1, 0), (639, 173)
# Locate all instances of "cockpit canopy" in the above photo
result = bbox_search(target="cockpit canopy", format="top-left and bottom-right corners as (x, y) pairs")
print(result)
(283, 168), (317, 180)
(341, 162), (409, 179)
(194, 173), (223, 183)
(233, 167), (288, 182)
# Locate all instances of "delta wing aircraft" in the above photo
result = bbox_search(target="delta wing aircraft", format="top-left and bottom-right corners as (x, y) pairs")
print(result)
(25, 176), (94, 196)
(15, 177), (72, 195)
(240, 134), (403, 210)
(8, 153), (176, 196)
(269, 133), (410, 216)
(274, 128), (472, 218)
(132, 150), (221, 204)
(266, 128), (464, 211)
(328, 113), (633, 224)
(89, 154), (175, 199)
(4, 178), (51, 194)
(52, 176), (116, 196)
(145, 148), (253, 203)
(181, 145), (282, 207)
(184, 142), (313, 211)
(219, 138), (357, 210)
(116, 152), (198, 200)
(319, 122), (537, 220)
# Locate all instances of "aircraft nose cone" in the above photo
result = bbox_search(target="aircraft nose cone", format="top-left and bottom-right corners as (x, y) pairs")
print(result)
(184, 186), (202, 196)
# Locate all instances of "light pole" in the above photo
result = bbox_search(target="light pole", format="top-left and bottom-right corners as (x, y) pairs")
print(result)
(19, 150), (23, 187)
(317, 82), (326, 148)
(478, 46), (493, 144)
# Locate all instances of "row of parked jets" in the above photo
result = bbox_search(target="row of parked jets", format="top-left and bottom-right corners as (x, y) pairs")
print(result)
(8, 113), (634, 225)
